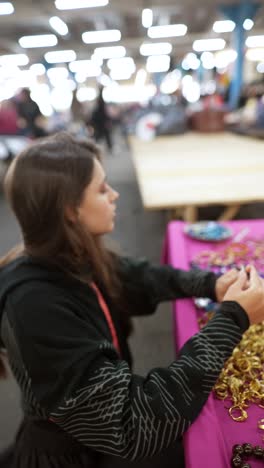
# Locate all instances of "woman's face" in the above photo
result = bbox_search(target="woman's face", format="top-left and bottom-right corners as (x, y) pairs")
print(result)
(77, 158), (119, 235)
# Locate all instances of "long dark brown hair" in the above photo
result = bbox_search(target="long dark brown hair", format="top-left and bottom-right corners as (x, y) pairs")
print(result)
(0, 132), (125, 378)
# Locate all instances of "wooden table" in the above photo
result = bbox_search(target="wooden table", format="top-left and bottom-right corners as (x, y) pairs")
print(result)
(130, 132), (264, 222)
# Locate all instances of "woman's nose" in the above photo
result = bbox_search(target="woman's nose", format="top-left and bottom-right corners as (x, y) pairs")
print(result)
(110, 188), (119, 201)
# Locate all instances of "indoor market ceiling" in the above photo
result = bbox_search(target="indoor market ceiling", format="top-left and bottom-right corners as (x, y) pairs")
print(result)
(1, 0), (264, 67)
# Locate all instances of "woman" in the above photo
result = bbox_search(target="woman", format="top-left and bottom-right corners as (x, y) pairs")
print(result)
(0, 132), (263, 468)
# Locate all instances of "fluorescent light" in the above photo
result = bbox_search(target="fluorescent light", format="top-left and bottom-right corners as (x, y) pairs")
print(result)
(135, 69), (147, 87)
(246, 35), (264, 48)
(69, 59), (101, 76)
(30, 63), (46, 75)
(55, 0), (108, 10)
(246, 48), (264, 61)
(82, 29), (121, 44)
(160, 70), (181, 94)
(110, 69), (133, 80)
(107, 57), (135, 73)
(193, 38), (226, 52)
(93, 45), (126, 59)
(213, 20), (235, 33)
(148, 24), (187, 39)
(19, 34), (58, 48)
(182, 77), (200, 103)
(243, 19), (254, 31)
(257, 62), (264, 73)
(47, 67), (69, 82)
(0, 53), (29, 66)
(50, 87), (73, 111)
(142, 9), (153, 28)
(45, 50), (76, 63)
(215, 49), (237, 68)
(14, 70), (37, 88)
(182, 53), (200, 71)
(76, 87), (97, 102)
(102, 84), (156, 103)
(49, 16), (69, 36)
(97, 73), (112, 87)
(201, 51), (215, 69)
(146, 55), (170, 73)
(140, 42), (172, 56)
(0, 2), (14, 15)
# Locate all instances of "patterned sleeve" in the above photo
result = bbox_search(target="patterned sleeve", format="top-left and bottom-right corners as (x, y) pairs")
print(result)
(117, 257), (217, 316)
(9, 291), (248, 461)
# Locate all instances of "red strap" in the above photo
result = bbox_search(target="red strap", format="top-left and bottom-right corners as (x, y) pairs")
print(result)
(91, 282), (121, 356)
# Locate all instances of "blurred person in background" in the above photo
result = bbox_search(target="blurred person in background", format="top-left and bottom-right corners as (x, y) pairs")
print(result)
(0, 100), (19, 136)
(89, 86), (113, 153)
(15, 88), (47, 139)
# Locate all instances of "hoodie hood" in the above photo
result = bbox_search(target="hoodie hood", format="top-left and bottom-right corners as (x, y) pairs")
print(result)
(0, 256), (77, 345)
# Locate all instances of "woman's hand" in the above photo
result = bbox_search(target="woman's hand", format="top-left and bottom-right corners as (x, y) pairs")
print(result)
(215, 269), (239, 302)
(223, 265), (264, 325)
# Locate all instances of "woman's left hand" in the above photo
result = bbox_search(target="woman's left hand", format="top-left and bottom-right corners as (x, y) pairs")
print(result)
(215, 269), (239, 302)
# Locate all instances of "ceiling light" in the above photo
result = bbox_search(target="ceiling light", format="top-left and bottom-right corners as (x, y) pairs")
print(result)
(49, 16), (69, 36)
(181, 52), (200, 71)
(193, 38), (226, 52)
(135, 69), (147, 87)
(97, 73), (112, 86)
(76, 87), (97, 102)
(215, 49), (237, 68)
(243, 19), (254, 31)
(146, 55), (171, 73)
(140, 42), (172, 56)
(0, 53), (29, 66)
(0, 2), (14, 14)
(93, 45), (126, 59)
(201, 51), (215, 69)
(246, 48), (264, 61)
(213, 20), (235, 33)
(107, 57), (135, 73)
(30, 63), (46, 75)
(69, 60), (101, 76)
(257, 62), (264, 73)
(160, 70), (181, 94)
(110, 70), (133, 80)
(246, 35), (264, 48)
(45, 50), (76, 63)
(142, 9), (153, 28)
(82, 29), (121, 44)
(19, 34), (58, 48)
(102, 84), (156, 104)
(148, 24), (187, 39)
(55, 0), (108, 10)
(47, 67), (69, 81)
(77, 65), (101, 77)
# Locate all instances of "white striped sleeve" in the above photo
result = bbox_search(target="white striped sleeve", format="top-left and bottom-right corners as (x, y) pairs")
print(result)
(49, 311), (243, 461)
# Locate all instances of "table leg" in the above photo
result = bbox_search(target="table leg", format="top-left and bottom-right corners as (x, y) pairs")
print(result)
(218, 204), (240, 221)
(167, 207), (184, 220)
(183, 206), (198, 222)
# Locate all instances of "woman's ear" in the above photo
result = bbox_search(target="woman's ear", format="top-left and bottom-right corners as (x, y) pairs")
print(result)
(64, 206), (77, 223)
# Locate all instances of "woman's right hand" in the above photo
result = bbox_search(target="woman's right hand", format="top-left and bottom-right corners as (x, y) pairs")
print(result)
(223, 265), (264, 325)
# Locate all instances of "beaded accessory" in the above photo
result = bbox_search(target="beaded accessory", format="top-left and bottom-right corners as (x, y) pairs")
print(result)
(231, 443), (264, 467)
(191, 238), (264, 276)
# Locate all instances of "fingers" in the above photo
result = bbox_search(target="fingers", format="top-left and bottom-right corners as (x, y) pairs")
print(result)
(247, 265), (262, 288)
(235, 269), (248, 288)
(225, 269), (238, 281)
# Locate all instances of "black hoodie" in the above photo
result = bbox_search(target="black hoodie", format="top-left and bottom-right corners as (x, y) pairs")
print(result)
(0, 255), (249, 461)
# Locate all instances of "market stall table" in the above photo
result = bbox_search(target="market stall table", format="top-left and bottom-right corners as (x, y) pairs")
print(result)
(162, 219), (264, 468)
(131, 133), (264, 222)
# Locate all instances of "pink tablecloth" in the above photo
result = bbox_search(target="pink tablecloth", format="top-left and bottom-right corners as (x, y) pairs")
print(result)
(162, 220), (264, 468)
